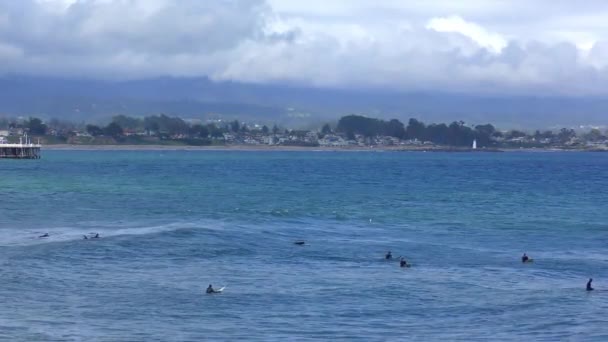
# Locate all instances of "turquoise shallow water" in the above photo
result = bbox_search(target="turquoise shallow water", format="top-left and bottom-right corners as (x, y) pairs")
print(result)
(1, 150), (607, 341)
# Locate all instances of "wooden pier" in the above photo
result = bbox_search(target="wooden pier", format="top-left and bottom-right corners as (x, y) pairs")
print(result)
(0, 136), (42, 159)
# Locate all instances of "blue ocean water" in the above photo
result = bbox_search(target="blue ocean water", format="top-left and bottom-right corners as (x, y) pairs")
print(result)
(1, 150), (607, 341)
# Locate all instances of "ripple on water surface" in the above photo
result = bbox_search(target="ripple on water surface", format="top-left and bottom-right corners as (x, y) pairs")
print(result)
(0, 151), (607, 340)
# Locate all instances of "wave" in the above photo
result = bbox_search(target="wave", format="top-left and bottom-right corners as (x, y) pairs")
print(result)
(0, 219), (228, 247)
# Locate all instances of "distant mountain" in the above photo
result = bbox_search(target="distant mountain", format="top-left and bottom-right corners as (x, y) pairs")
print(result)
(1, 75), (607, 129)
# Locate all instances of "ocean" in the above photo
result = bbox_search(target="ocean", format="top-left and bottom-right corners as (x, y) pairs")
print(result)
(1, 150), (607, 341)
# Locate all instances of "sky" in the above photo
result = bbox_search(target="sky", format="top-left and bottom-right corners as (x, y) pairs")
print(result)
(3, 0), (608, 96)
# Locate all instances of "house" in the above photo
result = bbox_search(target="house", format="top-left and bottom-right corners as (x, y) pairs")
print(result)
(319, 134), (348, 146)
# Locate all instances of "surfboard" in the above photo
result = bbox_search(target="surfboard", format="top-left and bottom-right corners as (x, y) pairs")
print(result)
(205, 286), (225, 294)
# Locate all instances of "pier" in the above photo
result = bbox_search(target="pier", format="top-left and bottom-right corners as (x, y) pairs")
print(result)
(0, 136), (42, 159)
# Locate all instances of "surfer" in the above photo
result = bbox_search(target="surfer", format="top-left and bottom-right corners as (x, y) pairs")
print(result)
(400, 258), (409, 268)
(587, 278), (594, 291)
(206, 284), (216, 294)
(294, 241), (305, 245)
(92, 233), (100, 239)
(83, 235), (88, 240)
(385, 251), (393, 260)
(521, 253), (530, 263)
(39, 233), (49, 238)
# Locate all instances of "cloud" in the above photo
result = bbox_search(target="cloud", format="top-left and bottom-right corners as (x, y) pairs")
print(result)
(1, 0), (608, 95)
(426, 16), (507, 53)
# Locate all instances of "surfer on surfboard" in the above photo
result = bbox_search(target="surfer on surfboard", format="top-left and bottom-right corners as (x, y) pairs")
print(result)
(521, 253), (532, 263)
(587, 278), (594, 291)
(385, 251), (393, 260)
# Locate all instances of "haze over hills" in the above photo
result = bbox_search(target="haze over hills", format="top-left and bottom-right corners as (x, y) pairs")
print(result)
(1, 75), (607, 130)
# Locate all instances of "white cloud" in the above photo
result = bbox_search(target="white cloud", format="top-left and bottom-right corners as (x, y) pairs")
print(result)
(426, 15), (507, 53)
(2, 0), (608, 95)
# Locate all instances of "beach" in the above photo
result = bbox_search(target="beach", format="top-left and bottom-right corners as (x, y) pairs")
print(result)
(40, 143), (604, 153)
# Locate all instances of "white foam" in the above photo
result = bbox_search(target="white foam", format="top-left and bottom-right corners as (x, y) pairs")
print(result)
(0, 219), (227, 247)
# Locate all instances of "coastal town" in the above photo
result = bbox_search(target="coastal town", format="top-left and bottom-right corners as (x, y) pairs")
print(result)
(1, 114), (608, 151)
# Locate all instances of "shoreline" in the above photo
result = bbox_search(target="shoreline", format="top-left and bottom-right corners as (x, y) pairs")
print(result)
(39, 144), (606, 152)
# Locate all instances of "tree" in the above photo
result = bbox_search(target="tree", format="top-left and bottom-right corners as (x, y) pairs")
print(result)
(144, 116), (160, 135)
(425, 123), (449, 145)
(385, 119), (405, 139)
(321, 123), (332, 135)
(207, 124), (224, 138)
(475, 124), (495, 137)
(86, 124), (103, 136)
(272, 124), (280, 135)
(112, 115), (142, 130)
(261, 125), (269, 134)
(446, 121), (475, 146)
(584, 128), (605, 142)
(230, 120), (240, 133)
(505, 130), (527, 139)
(557, 128), (576, 143)
(103, 122), (123, 138)
(474, 124), (495, 147)
(533, 130), (554, 142)
(189, 124), (209, 138)
(27, 117), (47, 135)
(336, 115), (386, 137)
(405, 118), (426, 140)
(143, 114), (189, 136)
(48, 118), (76, 132)
(491, 130), (504, 138)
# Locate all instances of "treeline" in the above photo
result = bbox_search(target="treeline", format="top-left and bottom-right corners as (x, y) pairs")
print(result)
(1, 114), (284, 145)
(0, 117), (49, 135)
(84, 114), (279, 139)
(336, 115), (494, 147)
(2, 113), (607, 147)
(335, 115), (606, 147)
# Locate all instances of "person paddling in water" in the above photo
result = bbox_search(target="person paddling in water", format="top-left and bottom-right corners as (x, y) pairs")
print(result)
(385, 251), (393, 260)
(587, 278), (594, 291)
(39, 233), (49, 238)
(206, 284), (216, 294)
(400, 258), (409, 268)
(521, 253), (530, 263)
